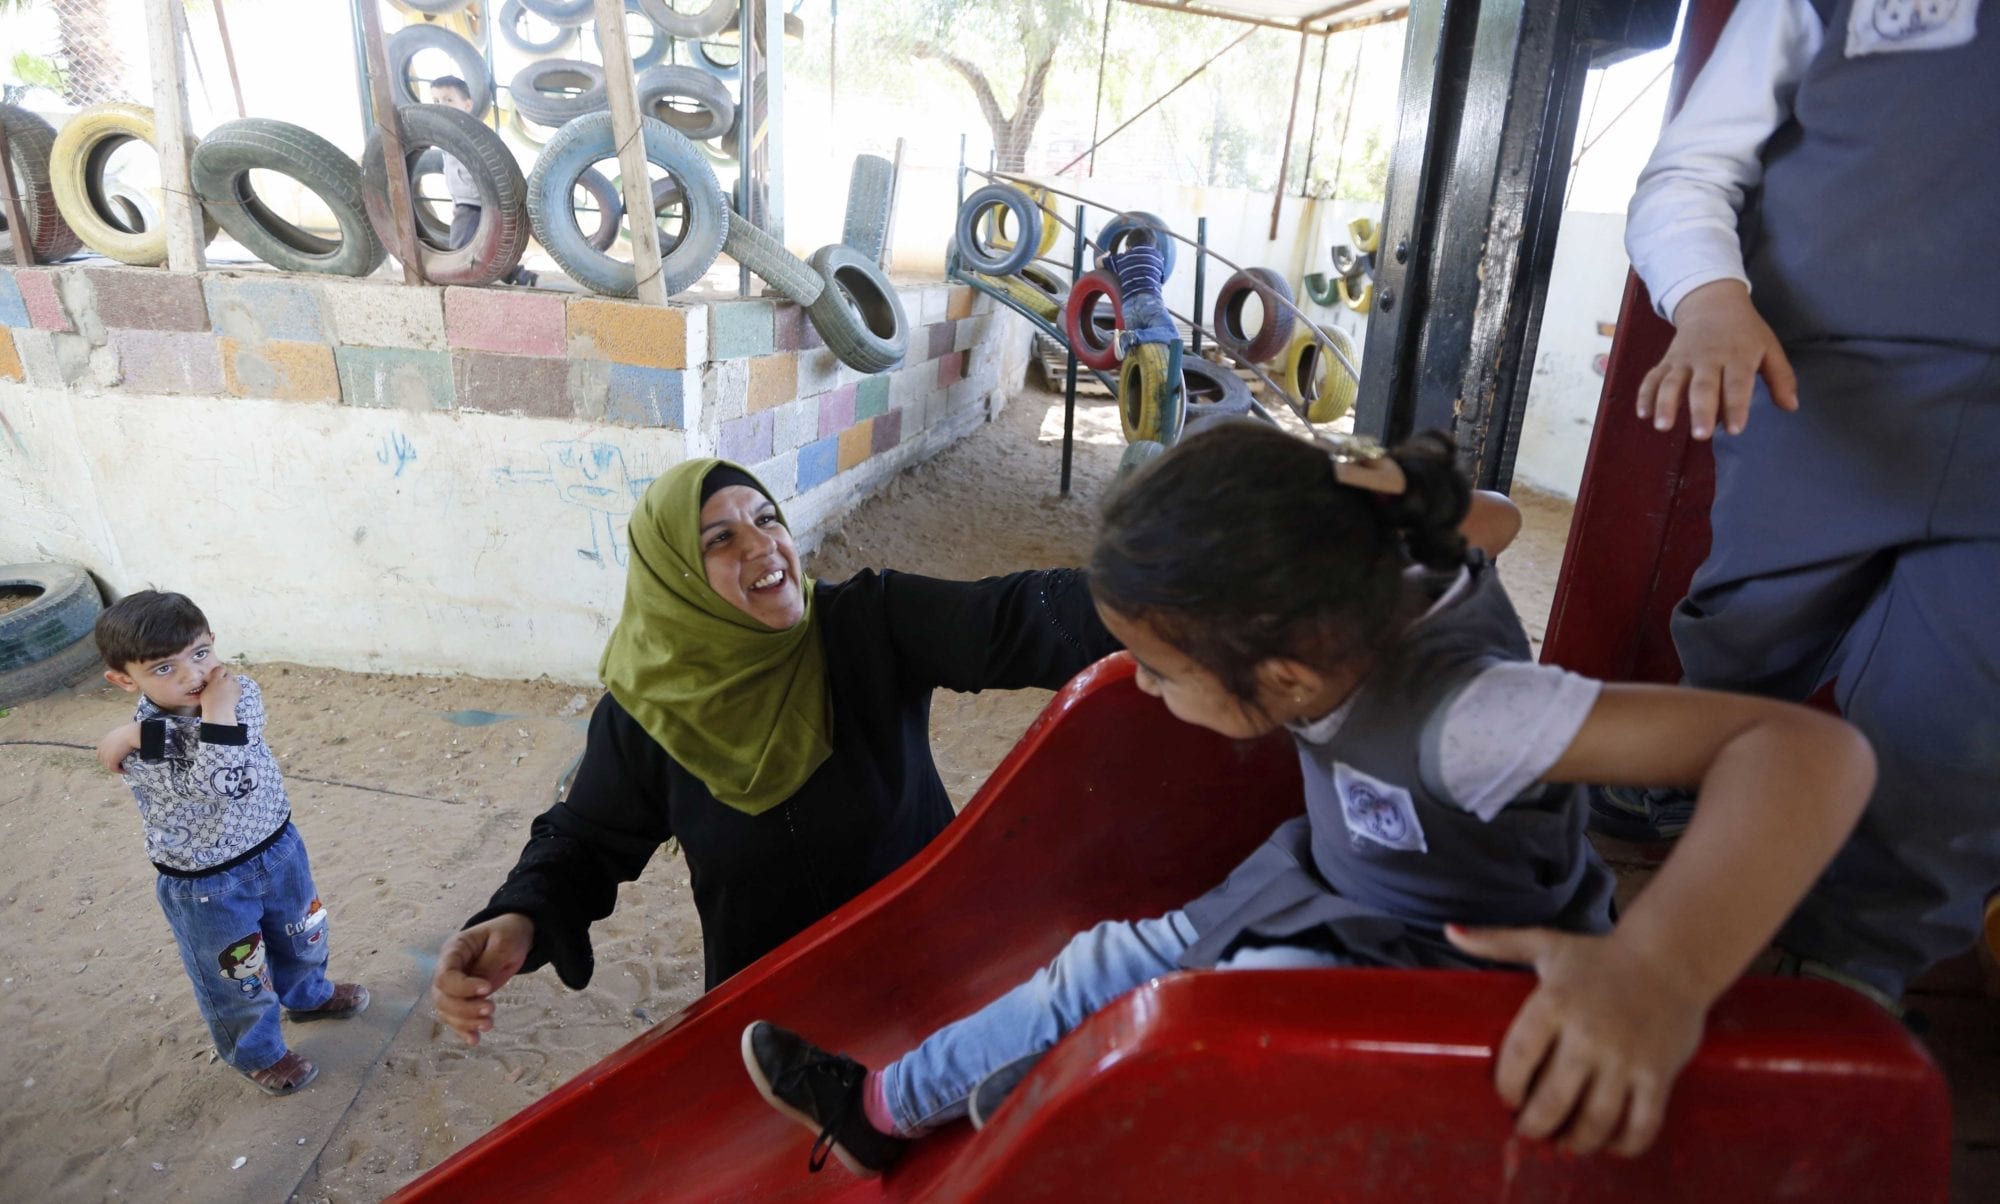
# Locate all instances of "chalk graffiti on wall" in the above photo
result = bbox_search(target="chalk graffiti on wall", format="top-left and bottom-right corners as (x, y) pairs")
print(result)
(492, 440), (660, 568)
(377, 431), (418, 477)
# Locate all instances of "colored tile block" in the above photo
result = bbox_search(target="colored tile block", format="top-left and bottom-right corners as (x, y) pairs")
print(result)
(204, 275), (327, 344)
(870, 408), (902, 455)
(10, 328), (89, 389)
(0, 328), (21, 381)
(221, 337), (339, 402)
(945, 285), (976, 321)
(954, 313), (989, 352)
(817, 383), (857, 438)
(838, 418), (875, 471)
(855, 374), (890, 421)
(719, 410), (774, 465)
(0, 269), (28, 327)
(772, 396), (818, 454)
(938, 350), (966, 388)
(335, 345), (455, 410)
(797, 434), (839, 492)
(746, 352), (797, 413)
(322, 277), (446, 349)
(702, 357), (749, 424)
(88, 267), (209, 331)
(753, 449), (799, 502)
(926, 321), (955, 362)
(13, 269), (71, 331)
(445, 286), (566, 356)
(919, 286), (949, 325)
(795, 346), (841, 396)
(112, 330), (222, 394)
(453, 351), (572, 417)
(568, 297), (690, 370)
(605, 364), (685, 427)
(710, 299), (775, 360)
(772, 303), (806, 352)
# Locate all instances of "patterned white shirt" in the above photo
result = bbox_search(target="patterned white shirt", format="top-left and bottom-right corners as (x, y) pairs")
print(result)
(122, 675), (291, 874)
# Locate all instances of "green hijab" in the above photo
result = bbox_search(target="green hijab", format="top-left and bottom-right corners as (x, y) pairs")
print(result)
(598, 458), (832, 815)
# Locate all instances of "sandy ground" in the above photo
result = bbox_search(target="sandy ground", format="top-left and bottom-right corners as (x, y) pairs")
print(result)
(3, 383), (1987, 1202)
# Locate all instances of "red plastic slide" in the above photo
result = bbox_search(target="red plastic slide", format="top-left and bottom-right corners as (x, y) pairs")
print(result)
(393, 655), (1947, 1202)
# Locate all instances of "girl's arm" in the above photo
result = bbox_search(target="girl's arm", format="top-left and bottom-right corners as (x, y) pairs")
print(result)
(1447, 684), (1873, 1158)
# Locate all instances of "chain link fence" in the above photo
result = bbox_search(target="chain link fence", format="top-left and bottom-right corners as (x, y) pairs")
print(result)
(3, 0), (139, 109)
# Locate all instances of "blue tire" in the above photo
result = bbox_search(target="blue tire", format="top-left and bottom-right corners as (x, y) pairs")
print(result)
(527, 111), (725, 297)
(954, 184), (1039, 276)
(1095, 210), (1176, 282)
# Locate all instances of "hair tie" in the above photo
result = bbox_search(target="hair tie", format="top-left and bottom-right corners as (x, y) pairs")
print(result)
(1315, 432), (1407, 496)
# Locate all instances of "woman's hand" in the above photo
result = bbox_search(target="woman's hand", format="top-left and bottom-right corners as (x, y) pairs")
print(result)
(97, 722), (143, 774)
(1447, 924), (1706, 1158)
(432, 912), (536, 1046)
(1637, 280), (1798, 440)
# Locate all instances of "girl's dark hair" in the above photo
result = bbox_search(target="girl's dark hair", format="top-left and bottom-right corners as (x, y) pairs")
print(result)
(1090, 421), (1469, 706)
(93, 590), (210, 671)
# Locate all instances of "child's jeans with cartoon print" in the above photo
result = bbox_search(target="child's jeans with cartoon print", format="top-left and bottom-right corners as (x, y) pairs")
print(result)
(156, 823), (335, 1073)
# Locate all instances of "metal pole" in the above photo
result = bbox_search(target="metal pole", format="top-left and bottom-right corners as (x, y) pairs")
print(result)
(212, 0), (247, 119)
(1060, 202), (1085, 496)
(0, 119), (34, 267)
(956, 132), (966, 210)
(1053, 27), (1256, 177)
(736, 0), (752, 296)
(1192, 215), (1207, 358)
(881, 135), (905, 271)
(348, 0), (374, 142)
(1300, 33), (1329, 197)
(597, 0), (667, 303)
(1327, 29), (1364, 199)
(1268, 30), (1310, 241)
(1088, 0), (1112, 177)
(829, 0), (838, 133)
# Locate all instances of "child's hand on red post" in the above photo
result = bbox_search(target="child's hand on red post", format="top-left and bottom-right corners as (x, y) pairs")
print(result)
(1638, 279), (1799, 440)
(1447, 923), (1706, 1158)
(96, 722), (143, 774)
(199, 662), (242, 724)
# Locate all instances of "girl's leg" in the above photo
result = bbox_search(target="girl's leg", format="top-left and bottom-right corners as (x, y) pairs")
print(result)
(879, 910), (1198, 1133)
(157, 871), (289, 1073)
(256, 827), (337, 1012)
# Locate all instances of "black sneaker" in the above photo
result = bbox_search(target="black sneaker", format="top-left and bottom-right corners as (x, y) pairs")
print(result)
(1587, 784), (1697, 843)
(968, 1050), (1046, 1130)
(741, 1022), (907, 1177)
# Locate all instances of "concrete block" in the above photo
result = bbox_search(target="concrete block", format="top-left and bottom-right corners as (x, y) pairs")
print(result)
(88, 267), (209, 332)
(919, 286), (949, 325)
(204, 275), (328, 344)
(753, 449), (799, 502)
(335, 346), (455, 411)
(221, 337), (340, 402)
(0, 328), (20, 380)
(11, 329), (89, 388)
(838, 418), (874, 471)
(12, 268), (71, 331)
(322, 278), (446, 350)
(854, 374), (890, 421)
(795, 345), (842, 396)
(946, 285), (976, 321)
(454, 351), (573, 417)
(797, 434), (839, 492)
(772, 302), (807, 352)
(112, 330), (222, 394)
(954, 313), (990, 352)
(568, 358), (610, 421)
(0, 269), (27, 327)
(926, 321), (955, 361)
(889, 363), (932, 410)
(446, 287), (567, 356)
(772, 396), (818, 455)
(719, 409), (774, 465)
(568, 297), (692, 370)
(746, 352), (797, 413)
(710, 299), (776, 360)
(817, 383), (856, 438)
(701, 357), (749, 425)
(938, 349), (966, 388)
(605, 364), (686, 427)
(870, 408), (902, 455)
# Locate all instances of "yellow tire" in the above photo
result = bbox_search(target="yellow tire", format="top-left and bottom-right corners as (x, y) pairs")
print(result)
(1336, 274), (1373, 314)
(973, 270), (1062, 322)
(1119, 341), (1183, 444)
(990, 186), (1061, 259)
(1347, 216), (1380, 255)
(49, 103), (213, 266)
(1287, 326), (1360, 425)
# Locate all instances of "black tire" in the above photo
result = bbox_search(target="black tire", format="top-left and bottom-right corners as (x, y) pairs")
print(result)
(596, 0), (671, 69)
(364, 105), (529, 286)
(635, 64), (733, 141)
(683, 35), (739, 81)
(0, 563), (103, 673)
(724, 217), (823, 306)
(521, 0), (594, 23)
(575, 166), (623, 251)
(0, 103), (82, 264)
(499, 0), (577, 53)
(1213, 266), (1297, 364)
(841, 154), (893, 264)
(955, 184), (1038, 276)
(1180, 356), (1254, 431)
(409, 146), (457, 245)
(1094, 210), (1176, 281)
(525, 111), (725, 297)
(509, 59), (608, 128)
(190, 118), (386, 277)
(0, 633), (106, 709)
(805, 242), (908, 374)
(388, 24), (492, 118)
(638, 0), (733, 39)
(1018, 262), (1068, 308)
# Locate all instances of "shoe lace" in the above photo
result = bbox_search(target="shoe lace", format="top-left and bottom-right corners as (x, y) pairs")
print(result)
(773, 1053), (863, 1174)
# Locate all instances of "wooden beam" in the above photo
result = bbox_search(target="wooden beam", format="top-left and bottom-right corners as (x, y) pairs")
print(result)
(595, 0), (667, 304)
(0, 117), (34, 267)
(144, 0), (207, 272)
(355, 0), (425, 284)
(212, 0), (247, 119)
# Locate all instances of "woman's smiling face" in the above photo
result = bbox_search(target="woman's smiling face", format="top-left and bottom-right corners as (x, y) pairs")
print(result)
(698, 485), (806, 630)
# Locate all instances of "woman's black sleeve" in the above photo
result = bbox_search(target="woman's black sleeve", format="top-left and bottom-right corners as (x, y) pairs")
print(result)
(881, 567), (1124, 694)
(462, 694), (674, 989)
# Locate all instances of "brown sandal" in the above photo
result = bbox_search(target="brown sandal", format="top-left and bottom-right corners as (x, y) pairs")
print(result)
(287, 982), (370, 1022)
(245, 1050), (318, 1096)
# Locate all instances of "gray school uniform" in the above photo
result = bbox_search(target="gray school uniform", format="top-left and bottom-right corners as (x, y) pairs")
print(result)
(1673, 0), (2000, 999)
(1181, 556), (1616, 969)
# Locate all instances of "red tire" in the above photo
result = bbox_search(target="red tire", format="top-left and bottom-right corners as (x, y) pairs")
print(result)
(1213, 267), (1298, 365)
(1064, 269), (1124, 372)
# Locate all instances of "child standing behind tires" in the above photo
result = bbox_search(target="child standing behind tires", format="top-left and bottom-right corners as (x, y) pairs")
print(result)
(93, 591), (369, 1095)
(430, 77), (537, 288)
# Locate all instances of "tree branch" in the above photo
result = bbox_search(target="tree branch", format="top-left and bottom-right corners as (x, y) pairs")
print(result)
(913, 41), (1009, 130)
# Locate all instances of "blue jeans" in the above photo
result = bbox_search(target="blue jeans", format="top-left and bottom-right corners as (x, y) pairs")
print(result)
(878, 911), (1343, 1133)
(157, 823), (335, 1072)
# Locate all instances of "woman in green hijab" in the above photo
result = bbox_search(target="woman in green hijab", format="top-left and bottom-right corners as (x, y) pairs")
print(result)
(432, 458), (1122, 1040)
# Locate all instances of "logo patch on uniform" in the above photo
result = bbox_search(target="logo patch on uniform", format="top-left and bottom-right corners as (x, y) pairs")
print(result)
(1848, 0), (1977, 56)
(1335, 763), (1428, 854)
